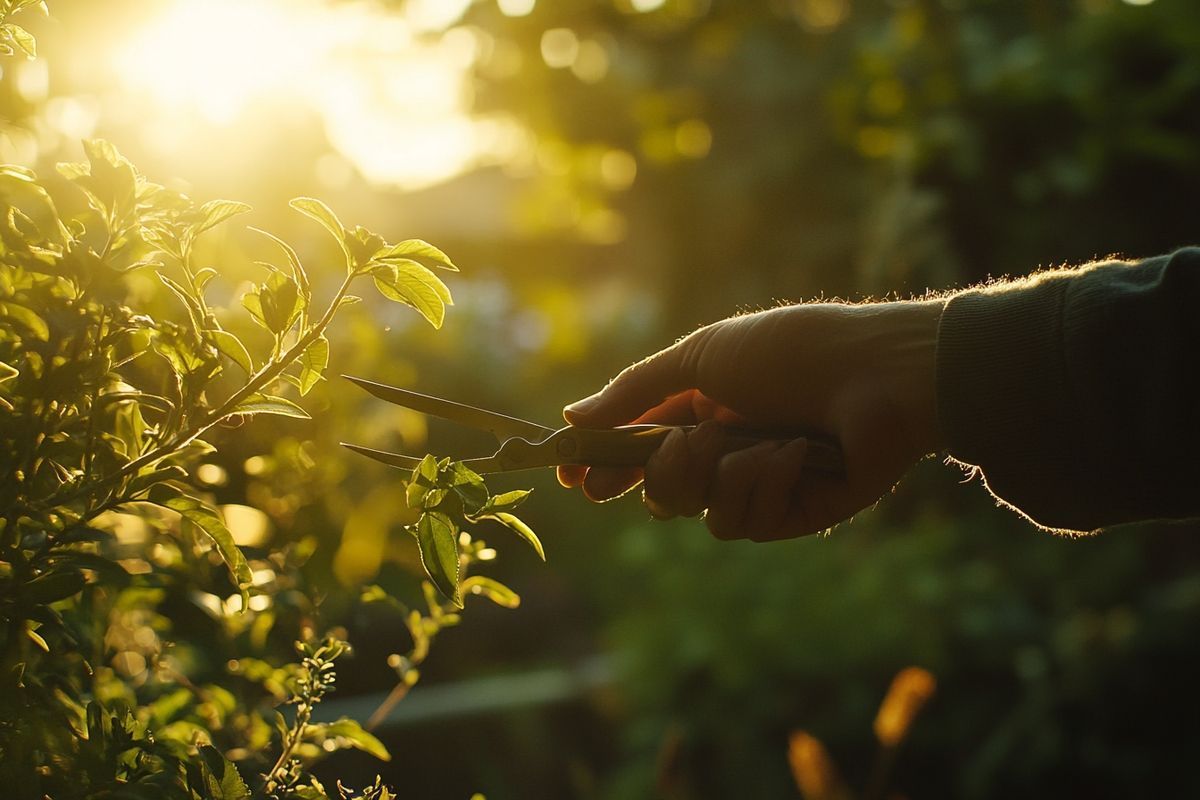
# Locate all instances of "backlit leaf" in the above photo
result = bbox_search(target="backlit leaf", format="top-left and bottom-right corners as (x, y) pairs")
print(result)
(157, 273), (206, 335)
(378, 238), (458, 271)
(449, 462), (488, 514)
(0, 164), (35, 182)
(476, 489), (532, 516)
(481, 512), (544, 561)
(198, 744), (251, 800)
(372, 262), (446, 329)
(229, 393), (310, 419)
(248, 225), (311, 300)
(289, 196), (352, 270)
(193, 199), (251, 237)
(461, 576), (521, 609)
(194, 267), (218, 293)
(3, 23), (36, 59)
(297, 335), (329, 396)
(211, 329), (253, 374)
(0, 301), (49, 340)
(316, 718), (391, 761)
(258, 270), (302, 334)
(416, 512), (461, 608)
(150, 487), (253, 591)
(347, 225), (386, 270)
(241, 290), (267, 329)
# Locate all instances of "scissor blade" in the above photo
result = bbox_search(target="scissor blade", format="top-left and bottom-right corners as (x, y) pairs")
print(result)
(343, 375), (555, 445)
(341, 443), (514, 475)
(341, 443), (425, 471)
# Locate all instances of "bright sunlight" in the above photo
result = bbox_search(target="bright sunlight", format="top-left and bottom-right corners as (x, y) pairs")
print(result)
(114, 0), (521, 190)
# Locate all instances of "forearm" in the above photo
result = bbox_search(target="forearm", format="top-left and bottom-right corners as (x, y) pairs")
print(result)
(936, 247), (1200, 532)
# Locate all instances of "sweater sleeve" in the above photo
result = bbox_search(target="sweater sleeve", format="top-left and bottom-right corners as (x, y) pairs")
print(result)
(935, 247), (1200, 533)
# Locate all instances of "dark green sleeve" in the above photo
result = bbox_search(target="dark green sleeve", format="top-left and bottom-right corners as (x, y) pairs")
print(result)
(935, 247), (1200, 533)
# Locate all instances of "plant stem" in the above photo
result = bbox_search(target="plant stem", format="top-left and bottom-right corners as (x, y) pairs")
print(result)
(365, 683), (410, 732)
(36, 272), (355, 513)
(264, 700), (311, 794)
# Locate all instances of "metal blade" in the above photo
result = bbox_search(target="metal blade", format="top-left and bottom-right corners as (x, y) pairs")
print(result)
(341, 443), (515, 475)
(344, 375), (555, 444)
(341, 443), (425, 471)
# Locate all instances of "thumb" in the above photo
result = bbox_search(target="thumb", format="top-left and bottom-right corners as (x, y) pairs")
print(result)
(564, 342), (692, 428)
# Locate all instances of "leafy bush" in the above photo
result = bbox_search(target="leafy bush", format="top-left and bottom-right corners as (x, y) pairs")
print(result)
(0, 133), (539, 798)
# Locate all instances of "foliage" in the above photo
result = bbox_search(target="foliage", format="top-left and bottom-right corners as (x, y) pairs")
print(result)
(0, 125), (534, 799)
(3, 0), (1198, 797)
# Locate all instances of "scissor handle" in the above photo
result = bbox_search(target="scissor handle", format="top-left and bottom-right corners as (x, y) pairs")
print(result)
(556, 424), (845, 477)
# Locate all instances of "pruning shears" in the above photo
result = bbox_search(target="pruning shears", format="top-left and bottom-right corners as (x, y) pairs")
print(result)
(340, 375), (845, 477)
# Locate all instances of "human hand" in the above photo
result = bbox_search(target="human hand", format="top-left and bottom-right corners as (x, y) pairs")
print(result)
(557, 300), (945, 540)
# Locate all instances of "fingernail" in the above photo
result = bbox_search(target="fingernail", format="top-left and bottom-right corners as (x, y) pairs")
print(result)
(564, 392), (601, 420)
(643, 490), (674, 521)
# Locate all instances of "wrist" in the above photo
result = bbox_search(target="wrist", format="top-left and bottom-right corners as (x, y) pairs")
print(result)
(887, 299), (946, 457)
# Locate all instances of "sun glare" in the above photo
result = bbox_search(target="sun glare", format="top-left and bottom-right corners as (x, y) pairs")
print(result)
(114, 0), (516, 190)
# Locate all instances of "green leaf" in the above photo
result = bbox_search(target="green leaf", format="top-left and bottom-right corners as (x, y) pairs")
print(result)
(317, 718), (392, 761)
(297, 335), (329, 396)
(198, 744), (251, 800)
(78, 139), (137, 223)
(211, 329), (253, 374)
(449, 462), (488, 514)
(289, 196), (352, 270)
(3, 23), (36, 59)
(125, 465), (187, 498)
(0, 164), (36, 181)
(241, 289), (267, 329)
(415, 512), (461, 607)
(150, 488), (253, 591)
(482, 512), (545, 561)
(414, 454), (440, 485)
(461, 576), (521, 609)
(394, 259), (452, 305)
(229, 393), (310, 419)
(372, 262), (446, 329)
(378, 238), (459, 271)
(406, 480), (430, 510)
(0, 301), (49, 340)
(0, 361), (17, 382)
(194, 267), (218, 293)
(247, 225), (311, 300)
(258, 270), (302, 334)
(25, 627), (49, 651)
(193, 199), (251, 237)
(114, 398), (148, 457)
(24, 570), (86, 605)
(157, 273), (206, 336)
(347, 225), (386, 270)
(476, 489), (532, 516)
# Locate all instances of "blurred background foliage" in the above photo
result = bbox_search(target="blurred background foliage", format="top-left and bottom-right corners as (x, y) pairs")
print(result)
(4, 0), (1199, 796)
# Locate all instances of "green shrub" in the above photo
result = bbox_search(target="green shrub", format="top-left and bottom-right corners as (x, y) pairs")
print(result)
(0, 113), (537, 800)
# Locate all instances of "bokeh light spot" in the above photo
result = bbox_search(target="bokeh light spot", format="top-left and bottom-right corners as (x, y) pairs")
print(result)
(541, 28), (580, 69)
(675, 118), (712, 158)
(498, 0), (537, 16)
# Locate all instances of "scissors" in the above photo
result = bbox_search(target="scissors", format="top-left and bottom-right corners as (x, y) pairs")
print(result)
(340, 375), (845, 477)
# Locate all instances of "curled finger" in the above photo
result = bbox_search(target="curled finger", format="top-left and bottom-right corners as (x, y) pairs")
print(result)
(743, 438), (809, 542)
(705, 441), (778, 541)
(583, 466), (644, 502)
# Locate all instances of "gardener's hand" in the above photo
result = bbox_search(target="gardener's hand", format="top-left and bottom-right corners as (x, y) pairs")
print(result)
(558, 300), (946, 540)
